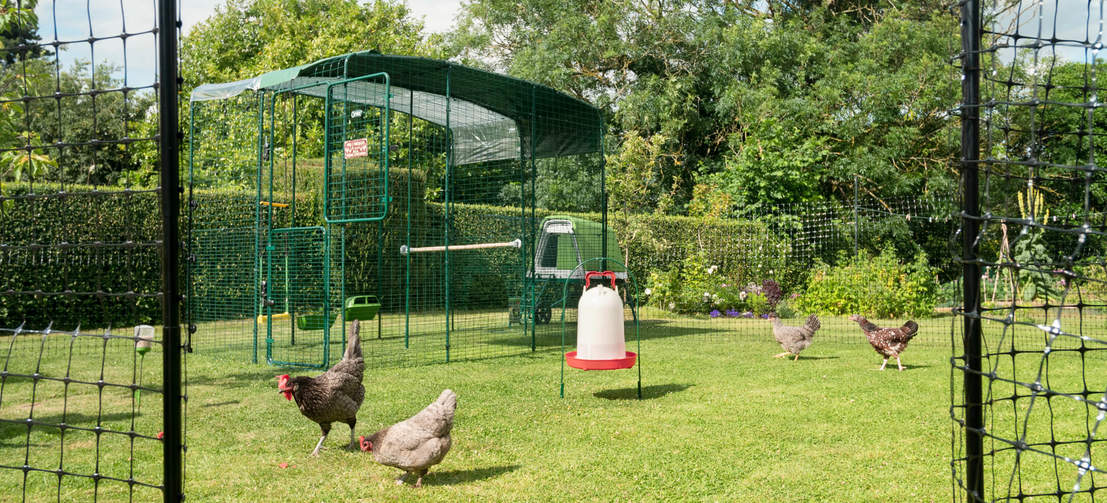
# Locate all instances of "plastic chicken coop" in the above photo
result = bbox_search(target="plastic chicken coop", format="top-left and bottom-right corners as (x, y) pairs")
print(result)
(186, 51), (613, 369)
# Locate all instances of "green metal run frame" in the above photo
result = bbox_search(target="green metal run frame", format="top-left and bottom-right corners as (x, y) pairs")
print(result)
(187, 51), (608, 369)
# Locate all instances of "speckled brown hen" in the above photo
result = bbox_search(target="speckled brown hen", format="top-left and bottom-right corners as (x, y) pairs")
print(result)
(359, 389), (457, 488)
(277, 320), (364, 456)
(849, 314), (919, 371)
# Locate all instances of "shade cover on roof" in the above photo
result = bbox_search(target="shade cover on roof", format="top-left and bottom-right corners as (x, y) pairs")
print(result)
(190, 51), (605, 166)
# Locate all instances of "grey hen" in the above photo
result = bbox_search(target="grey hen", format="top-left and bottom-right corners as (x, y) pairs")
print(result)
(770, 313), (820, 361)
(360, 389), (457, 488)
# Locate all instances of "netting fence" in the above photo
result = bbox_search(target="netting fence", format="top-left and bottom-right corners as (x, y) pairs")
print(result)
(953, 1), (1107, 501)
(0, 1), (182, 502)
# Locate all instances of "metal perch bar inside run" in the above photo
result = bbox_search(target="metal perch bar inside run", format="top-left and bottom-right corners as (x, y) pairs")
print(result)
(399, 238), (522, 255)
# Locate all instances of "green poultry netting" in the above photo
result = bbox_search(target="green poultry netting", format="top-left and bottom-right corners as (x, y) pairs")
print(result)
(186, 51), (610, 369)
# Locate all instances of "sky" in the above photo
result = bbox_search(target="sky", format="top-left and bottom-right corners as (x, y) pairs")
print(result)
(33, 0), (463, 86)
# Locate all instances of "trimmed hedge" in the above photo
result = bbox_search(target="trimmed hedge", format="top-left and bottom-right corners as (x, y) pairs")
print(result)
(2, 174), (811, 328)
(0, 185), (164, 329)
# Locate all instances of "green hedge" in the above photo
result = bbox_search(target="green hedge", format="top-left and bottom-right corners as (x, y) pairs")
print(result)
(2, 174), (818, 328)
(0, 184), (164, 329)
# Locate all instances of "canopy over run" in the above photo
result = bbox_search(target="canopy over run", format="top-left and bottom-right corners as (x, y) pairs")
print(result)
(190, 51), (604, 166)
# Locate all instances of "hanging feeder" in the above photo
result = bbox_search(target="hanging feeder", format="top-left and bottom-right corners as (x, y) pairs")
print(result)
(560, 258), (641, 399)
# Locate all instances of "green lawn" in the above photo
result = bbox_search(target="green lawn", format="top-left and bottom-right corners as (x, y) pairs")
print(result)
(1, 314), (1104, 502)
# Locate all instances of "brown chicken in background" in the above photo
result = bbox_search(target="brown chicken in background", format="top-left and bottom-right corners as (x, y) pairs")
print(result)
(359, 389), (457, 488)
(849, 314), (919, 371)
(277, 320), (365, 456)
(769, 313), (820, 360)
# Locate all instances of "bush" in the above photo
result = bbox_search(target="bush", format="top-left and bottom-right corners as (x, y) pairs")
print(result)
(645, 252), (784, 318)
(793, 249), (938, 318)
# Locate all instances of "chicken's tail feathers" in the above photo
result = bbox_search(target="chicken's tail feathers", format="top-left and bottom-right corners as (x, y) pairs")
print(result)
(436, 389), (458, 412)
(344, 320), (362, 362)
(804, 314), (821, 332)
(903, 320), (920, 338)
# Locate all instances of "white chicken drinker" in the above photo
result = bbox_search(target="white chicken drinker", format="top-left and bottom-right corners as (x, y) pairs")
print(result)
(575, 271), (625, 360)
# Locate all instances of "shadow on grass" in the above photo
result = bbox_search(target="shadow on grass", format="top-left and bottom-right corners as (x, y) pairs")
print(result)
(793, 355), (839, 361)
(426, 464), (521, 486)
(593, 383), (692, 401)
(0, 411), (138, 446)
(187, 368), (287, 388)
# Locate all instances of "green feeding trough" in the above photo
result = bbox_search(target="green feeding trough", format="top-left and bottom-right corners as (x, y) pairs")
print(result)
(296, 312), (336, 331)
(345, 295), (381, 321)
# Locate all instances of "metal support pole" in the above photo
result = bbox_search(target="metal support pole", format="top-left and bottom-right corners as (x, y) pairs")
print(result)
(444, 66), (452, 363)
(404, 89), (413, 349)
(529, 85), (538, 351)
(853, 174), (859, 258)
(961, 0), (984, 500)
(601, 123), (608, 272)
(157, 0), (183, 500)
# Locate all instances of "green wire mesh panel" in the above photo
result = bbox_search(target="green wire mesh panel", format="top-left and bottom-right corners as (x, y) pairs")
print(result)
(325, 74), (391, 223)
(266, 226), (334, 369)
(187, 93), (264, 361)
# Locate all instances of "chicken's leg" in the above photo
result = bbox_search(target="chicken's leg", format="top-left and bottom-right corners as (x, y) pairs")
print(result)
(878, 358), (888, 371)
(414, 469), (428, 488)
(310, 434), (328, 456)
(793, 353), (800, 361)
(395, 472), (408, 485)
(311, 423), (331, 457)
(896, 355), (904, 371)
(773, 352), (791, 358)
(345, 418), (358, 450)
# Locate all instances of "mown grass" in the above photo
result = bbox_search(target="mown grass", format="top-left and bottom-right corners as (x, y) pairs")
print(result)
(1, 314), (1105, 502)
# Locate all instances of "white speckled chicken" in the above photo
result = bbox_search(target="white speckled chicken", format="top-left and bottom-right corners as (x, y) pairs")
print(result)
(359, 389), (457, 488)
(849, 314), (919, 371)
(770, 313), (821, 361)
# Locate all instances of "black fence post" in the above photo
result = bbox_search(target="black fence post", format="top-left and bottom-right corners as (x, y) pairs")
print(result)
(960, 0), (984, 500)
(158, 0), (183, 501)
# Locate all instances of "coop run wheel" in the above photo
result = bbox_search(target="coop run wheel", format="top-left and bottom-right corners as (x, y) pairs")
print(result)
(535, 305), (552, 325)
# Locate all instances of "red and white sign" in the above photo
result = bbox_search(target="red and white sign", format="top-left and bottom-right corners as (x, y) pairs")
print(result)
(343, 138), (369, 159)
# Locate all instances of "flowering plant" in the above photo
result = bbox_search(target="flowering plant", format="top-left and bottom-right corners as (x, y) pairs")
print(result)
(646, 254), (782, 316)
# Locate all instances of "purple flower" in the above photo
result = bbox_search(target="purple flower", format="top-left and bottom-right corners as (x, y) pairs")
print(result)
(725, 309), (740, 317)
(760, 313), (770, 319)
(709, 309), (721, 318)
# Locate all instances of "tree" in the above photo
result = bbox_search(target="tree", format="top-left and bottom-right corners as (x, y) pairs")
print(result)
(181, 0), (445, 91)
(0, 0), (54, 193)
(451, 1), (961, 215)
(0, 0), (46, 67)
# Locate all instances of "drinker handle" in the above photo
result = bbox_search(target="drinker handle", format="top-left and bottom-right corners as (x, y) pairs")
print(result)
(585, 270), (616, 289)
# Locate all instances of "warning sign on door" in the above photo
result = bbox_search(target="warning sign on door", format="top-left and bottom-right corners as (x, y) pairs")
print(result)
(343, 138), (369, 159)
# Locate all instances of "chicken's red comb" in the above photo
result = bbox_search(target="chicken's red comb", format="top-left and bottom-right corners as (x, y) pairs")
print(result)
(358, 435), (372, 452)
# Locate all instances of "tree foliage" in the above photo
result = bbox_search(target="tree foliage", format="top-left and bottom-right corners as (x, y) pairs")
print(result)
(181, 0), (445, 91)
(451, 0), (961, 215)
(0, 1), (54, 193)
